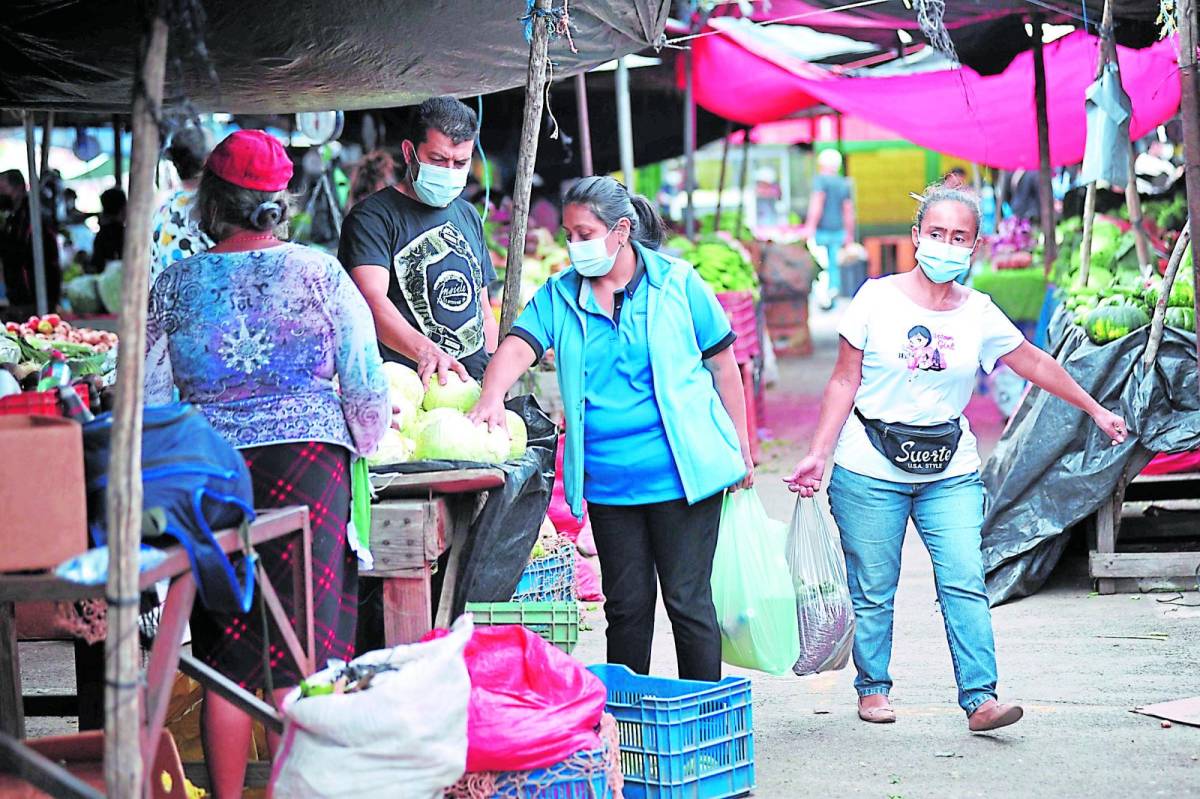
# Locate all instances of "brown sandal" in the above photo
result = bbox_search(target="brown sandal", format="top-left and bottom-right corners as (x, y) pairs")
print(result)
(858, 698), (896, 724)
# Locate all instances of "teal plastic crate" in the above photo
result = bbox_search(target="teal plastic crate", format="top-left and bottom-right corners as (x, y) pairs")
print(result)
(588, 664), (754, 799)
(485, 747), (612, 799)
(513, 551), (575, 602)
(465, 601), (579, 653)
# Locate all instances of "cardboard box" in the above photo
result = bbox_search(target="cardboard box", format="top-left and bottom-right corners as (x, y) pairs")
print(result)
(0, 415), (87, 572)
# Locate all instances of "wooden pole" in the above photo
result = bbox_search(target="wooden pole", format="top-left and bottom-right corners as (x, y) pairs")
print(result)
(713, 120), (733, 233)
(1178, 0), (1200, 379)
(1032, 14), (1058, 275)
(112, 116), (124, 188)
(1143, 221), (1190, 367)
(615, 57), (635, 184)
(733, 129), (752, 235)
(499, 0), (552, 337)
(105, 8), (168, 796)
(683, 46), (697, 239)
(22, 113), (49, 317)
(574, 72), (593, 176)
(1077, 0), (1113, 289)
(40, 113), (54, 177)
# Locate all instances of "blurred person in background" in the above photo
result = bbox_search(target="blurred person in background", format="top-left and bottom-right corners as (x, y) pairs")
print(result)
(90, 187), (126, 272)
(347, 149), (398, 208)
(150, 124), (214, 285)
(803, 149), (855, 309)
(0, 169), (61, 316)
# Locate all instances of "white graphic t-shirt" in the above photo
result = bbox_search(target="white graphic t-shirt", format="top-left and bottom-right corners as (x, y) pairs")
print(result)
(834, 275), (1026, 483)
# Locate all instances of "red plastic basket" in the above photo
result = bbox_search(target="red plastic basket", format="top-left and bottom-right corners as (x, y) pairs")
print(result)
(0, 385), (90, 417)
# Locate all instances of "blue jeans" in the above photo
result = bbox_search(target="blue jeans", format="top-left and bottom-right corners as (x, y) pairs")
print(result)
(814, 229), (844, 295)
(828, 465), (998, 715)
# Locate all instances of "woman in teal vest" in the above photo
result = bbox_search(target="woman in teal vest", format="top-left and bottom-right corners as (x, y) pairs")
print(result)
(471, 176), (752, 680)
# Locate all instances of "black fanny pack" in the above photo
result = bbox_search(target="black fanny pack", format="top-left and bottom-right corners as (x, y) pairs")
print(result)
(854, 408), (963, 475)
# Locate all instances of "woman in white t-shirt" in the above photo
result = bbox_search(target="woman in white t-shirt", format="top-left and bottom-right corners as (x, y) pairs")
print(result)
(786, 185), (1127, 732)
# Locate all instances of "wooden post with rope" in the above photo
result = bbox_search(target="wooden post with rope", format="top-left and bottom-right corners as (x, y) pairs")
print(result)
(1142, 221), (1190, 368)
(499, 0), (553, 337)
(105, 6), (168, 795)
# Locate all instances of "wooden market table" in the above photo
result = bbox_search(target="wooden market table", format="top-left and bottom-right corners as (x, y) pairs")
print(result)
(0, 507), (312, 799)
(1091, 470), (1200, 594)
(362, 467), (506, 646)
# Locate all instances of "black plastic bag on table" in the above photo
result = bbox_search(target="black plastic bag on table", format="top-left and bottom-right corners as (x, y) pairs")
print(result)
(787, 497), (854, 676)
(369, 395), (558, 612)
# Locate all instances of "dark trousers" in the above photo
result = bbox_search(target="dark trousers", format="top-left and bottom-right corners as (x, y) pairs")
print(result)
(588, 493), (723, 681)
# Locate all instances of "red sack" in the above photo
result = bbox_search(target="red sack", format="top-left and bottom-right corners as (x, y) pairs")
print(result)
(547, 434), (585, 537)
(574, 551), (604, 602)
(463, 625), (606, 772)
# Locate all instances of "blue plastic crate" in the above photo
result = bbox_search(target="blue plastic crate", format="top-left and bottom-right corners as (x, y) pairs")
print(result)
(512, 550), (575, 602)
(587, 665), (754, 799)
(486, 748), (612, 799)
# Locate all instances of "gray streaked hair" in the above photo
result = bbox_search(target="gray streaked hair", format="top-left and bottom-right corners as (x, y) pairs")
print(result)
(562, 176), (664, 249)
(197, 170), (291, 241)
(914, 183), (981, 237)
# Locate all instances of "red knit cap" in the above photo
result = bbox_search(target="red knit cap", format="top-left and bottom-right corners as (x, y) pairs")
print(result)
(206, 130), (293, 191)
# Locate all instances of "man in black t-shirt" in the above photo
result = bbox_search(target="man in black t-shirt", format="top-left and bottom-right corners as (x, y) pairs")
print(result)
(339, 97), (498, 384)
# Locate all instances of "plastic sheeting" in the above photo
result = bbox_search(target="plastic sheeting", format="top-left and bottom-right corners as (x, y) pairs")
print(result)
(689, 26), (1180, 170)
(1, 0), (670, 113)
(981, 307), (1200, 605)
(371, 395), (558, 613)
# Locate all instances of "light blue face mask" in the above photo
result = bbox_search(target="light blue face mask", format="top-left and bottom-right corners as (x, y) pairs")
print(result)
(407, 150), (469, 208)
(916, 237), (975, 283)
(568, 224), (620, 278)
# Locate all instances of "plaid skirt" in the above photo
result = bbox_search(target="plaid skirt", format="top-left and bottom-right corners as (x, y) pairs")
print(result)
(190, 441), (358, 690)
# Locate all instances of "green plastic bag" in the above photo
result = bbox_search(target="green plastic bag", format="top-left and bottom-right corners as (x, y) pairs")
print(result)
(711, 489), (801, 675)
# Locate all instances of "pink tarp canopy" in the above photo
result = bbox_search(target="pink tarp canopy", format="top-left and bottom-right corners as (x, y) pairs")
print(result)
(690, 25), (1181, 169)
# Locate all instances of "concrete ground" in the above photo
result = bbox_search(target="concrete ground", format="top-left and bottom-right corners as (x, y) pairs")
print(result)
(14, 303), (1200, 798)
(574, 304), (1200, 799)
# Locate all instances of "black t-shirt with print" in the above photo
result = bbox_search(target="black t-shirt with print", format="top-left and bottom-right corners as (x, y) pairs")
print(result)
(338, 187), (497, 379)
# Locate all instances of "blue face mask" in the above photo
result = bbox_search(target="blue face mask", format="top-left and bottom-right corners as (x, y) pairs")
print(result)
(568, 224), (620, 278)
(916, 237), (975, 283)
(407, 150), (468, 208)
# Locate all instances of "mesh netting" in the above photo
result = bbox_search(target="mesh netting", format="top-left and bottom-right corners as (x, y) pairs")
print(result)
(915, 0), (959, 65)
(54, 598), (107, 645)
(446, 713), (623, 799)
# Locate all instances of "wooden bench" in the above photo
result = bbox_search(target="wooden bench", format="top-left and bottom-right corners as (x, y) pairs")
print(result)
(1091, 470), (1200, 594)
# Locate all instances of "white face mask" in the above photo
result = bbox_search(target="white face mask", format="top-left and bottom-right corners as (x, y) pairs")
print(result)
(405, 146), (469, 208)
(568, 224), (620, 277)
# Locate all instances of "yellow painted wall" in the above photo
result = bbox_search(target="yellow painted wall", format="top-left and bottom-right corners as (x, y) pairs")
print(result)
(846, 148), (928, 227)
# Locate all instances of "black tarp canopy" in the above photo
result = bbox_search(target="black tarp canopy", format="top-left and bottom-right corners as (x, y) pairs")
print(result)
(0, 0), (670, 113)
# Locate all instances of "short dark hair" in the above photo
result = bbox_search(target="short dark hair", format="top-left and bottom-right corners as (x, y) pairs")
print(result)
(0, 170), (25, 191)
(100, 188), (126, 215)
(908, 325), (932, 343)
(167, 125), (212, 181)
(197, 170), (290, 241)
(409, 96), (479, 146)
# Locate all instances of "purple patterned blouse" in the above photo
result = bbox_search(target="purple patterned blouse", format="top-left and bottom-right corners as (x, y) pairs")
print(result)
(145, 243), (389, 457)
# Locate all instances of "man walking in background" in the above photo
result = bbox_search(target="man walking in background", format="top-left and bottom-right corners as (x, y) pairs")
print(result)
(802, 149), (855, 310)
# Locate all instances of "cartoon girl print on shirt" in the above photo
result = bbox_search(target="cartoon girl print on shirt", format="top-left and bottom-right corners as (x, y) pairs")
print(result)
(904, 325), (945, 375)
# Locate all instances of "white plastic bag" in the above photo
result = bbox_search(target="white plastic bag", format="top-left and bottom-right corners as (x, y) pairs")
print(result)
(711, 489), (801, 675)
(271, 615), (473, 799)
(787, 497), (854, 675)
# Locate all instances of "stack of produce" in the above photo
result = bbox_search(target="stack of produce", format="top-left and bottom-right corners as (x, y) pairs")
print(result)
(666, 233), (760, 295)
(2, 315), (118, 388)
(366, 362), (528, 468)
(989, 216), (1036, 270)
(1057, 217), (1194, 345)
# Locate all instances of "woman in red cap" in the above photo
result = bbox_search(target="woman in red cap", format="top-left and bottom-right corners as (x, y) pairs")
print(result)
(145, 129), (389, 796)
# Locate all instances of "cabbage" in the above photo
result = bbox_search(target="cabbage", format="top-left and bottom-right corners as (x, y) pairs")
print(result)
(505, 410), (527, 459)
(409, 407), (458, 438)
(381, 361), (424, 408)
(391, 397), (418, 434)
(421, 371), (481, 412)
(0, 335), (20, 366)
(367, 428), (416, 466)
(64, 276), (103, 315)
(413, 410), (510, 463)
(97, 261), (123, 314)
